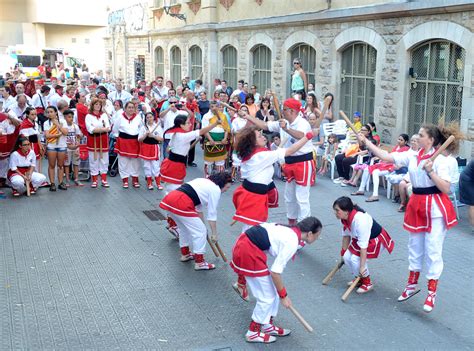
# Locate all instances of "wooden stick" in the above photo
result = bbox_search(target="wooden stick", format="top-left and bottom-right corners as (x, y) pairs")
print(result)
(271, 91), (282, 120)
(339, 111), (359, 136)
(207, 236), (220, 257)
(26, 180), (31, 197)
(214, 242), (228, 262)
(99, 133), (103, 160)
(341, 276), (361, 302)
(230, 220), (237, 226)
(288, 305), (314, 333)
(322, 259), (344, 285)
(430, 135), (455, 162)
(93, 134), (98, 161)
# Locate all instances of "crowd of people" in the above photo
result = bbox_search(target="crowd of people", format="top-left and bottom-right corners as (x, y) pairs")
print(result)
(0, 61), (472, 344)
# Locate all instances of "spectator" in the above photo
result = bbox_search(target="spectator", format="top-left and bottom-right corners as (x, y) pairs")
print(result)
(221, 80), (233, 97)
(197, 91), (210, 117)
(244, 94), (258, 118)
(291, 57), (307, 100)
(250, 85), (261, 105)
(63, 110), (83, 187)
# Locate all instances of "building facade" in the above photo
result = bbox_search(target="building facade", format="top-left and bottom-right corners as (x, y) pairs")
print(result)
(104, 0), (474, 157)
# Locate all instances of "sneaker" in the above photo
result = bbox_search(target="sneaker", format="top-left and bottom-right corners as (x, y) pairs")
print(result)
(398, 285), (420, 302)
(12, 189), (20, 197)
(65, 181), (71, 188)
(133, 182), (140, 188)
(333, 177), (343, 184)
(340, 182), (349, 187)
(49, 183), (56, 192)
(245, 330), (276, 344)
(167, 226), (179, 240)
(262, 322), (291, 337)
(423, 291), (436, 313)
(74, 179), (84, 187)
(101, 180), (110, 188)
(30, 187), (36, 195)
(122, 179), (129, 189)
(91, 181), (98, 188)
(347, 278), (363, 287)
(180, 253), (194, 262)
(194, 261), (216, 270)
(158, 184), (164, 190)
(356, 282), (373, 294)
(232, 282), (250, 302)
(58, 182), (67, 190)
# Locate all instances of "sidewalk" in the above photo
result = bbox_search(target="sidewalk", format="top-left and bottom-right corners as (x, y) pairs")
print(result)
(0, 158), (472, 349)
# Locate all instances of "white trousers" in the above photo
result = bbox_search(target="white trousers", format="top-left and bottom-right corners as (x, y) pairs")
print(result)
(241, 223), (252, 232)
(164, 182), (180, 195)
(285, 181), (311, 221)
(88, 152), (109, 176)
(143, 159), (160, 177)
(247, 275), (279, 325)
(10, 172), (47, 193)
(118, 156), (140, 178)
(358, 169), (389, 196)
(0, 158), (9, 178)
(343, 249), (372, 277)
(408, 217), (447, 280)
(170, 214), (207, 254)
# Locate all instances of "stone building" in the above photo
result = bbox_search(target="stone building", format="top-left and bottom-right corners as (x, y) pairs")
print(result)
(104, 0), (474, 157)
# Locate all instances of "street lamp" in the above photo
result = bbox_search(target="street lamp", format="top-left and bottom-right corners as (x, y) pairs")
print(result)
(163, 0), (186, 22)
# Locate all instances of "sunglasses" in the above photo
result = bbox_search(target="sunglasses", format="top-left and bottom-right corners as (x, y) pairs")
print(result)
(293, 62), (300, 65)
(360, 129), (369, 132)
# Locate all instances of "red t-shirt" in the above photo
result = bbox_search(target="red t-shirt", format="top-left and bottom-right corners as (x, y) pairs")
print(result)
(76, 103), (89, 135)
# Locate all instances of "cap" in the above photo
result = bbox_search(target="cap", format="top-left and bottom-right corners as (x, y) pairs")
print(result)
(354, 111), (361, 118)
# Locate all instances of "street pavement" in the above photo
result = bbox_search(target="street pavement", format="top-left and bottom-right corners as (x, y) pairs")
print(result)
(1, 151), (473, 350)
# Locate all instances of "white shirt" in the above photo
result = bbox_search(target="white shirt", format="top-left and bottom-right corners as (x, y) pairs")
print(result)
(231, 117), (247, 134)
(112, 114), (143, 137)
(1, 95), (16, 111)
(168, 130), (200, 156)
(187, 178), (222, 221)
(139, 123), (164, 140)
(241, 149), (285, 185)
(268, 114), (313, 155)
(393, 148), (452, 218)
(108, 90), (132, 104)
(9, 103), (29, 120)
(9, 149), (36, 171)
(341, 211), (372, 250)
(162, 109), (187, 139)
(19, 120), (40, 139)
(151, 86), (168, 100)
(44, 119), (68, 148)
(48, 93), (63, 108)
(0, 116), (18, 135)
(260, 223), (299, 274)
(111, 109), (123, 127)
(66, 123), (82, 146)
(85, 113), (110, 135)
(31, 93), (49, 109)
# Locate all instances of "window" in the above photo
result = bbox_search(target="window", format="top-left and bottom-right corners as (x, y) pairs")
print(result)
(154, 46), (164, 78)
(189, 45), (202, 80)
(408, 40), (465, 135)
(170, 46), (182, 86)
(17, 55), (41, 68)
(339, 42), (377, 123)
(251, 45), (271, 93)
(289, 43), (316, 94)
(222, 45), (237, 89)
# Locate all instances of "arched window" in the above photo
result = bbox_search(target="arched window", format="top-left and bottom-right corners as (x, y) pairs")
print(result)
(154, 46), (164, 78)
(251, 45), (271, 93)
(408, 40), (465, 135)
(289, 43), (316, 94)
(170, 46), (182, 86)
(222, 45), (238, 89)
(340, 42), (377, 123)
(189, 45), (202, 80)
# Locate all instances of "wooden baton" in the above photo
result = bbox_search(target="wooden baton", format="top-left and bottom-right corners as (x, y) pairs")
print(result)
(230, 220), (237, 226)
(214, 242), (228, 262)
(339, 111), (359, 137)
(430, 135), (455, 162)
(26, 180), (31, 197)
(341, 276), (361, 302)
(322, 259), (344, 285)
(93, 134), (98, 161)
(207, 236), (220, 257)
(288, 305), (314, 333)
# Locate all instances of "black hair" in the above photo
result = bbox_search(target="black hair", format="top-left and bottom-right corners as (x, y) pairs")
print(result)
(114, 99), (123, 108)
(25, 106), (36, 116)
(333, 196), (365, 213)
(92, 78), (100, 85)
(3, 86), (12, 94)
(41, 86), (51, 94)
(195, 79), (202, 85)
(164, 115), (188, 135)
(296, 217), (322, 234)
(208, 172), (233, 189)
(368, 121), (377, 132)
(324, 92), (334, 110)
(272, 133), (280, 139)
(399, 133), (409, 144)
(46, 105), (58, 114)
(15, 135), (29, 150)
(259, 97), (271, 109)
(124, 101), (135, 109)
(63, 109), (74, 117)
(421, 124), (442, 147)
(238, 79), (244, 84)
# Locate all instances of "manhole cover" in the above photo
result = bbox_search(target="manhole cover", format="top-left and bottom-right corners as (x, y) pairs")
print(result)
(143, 210), (166, 221)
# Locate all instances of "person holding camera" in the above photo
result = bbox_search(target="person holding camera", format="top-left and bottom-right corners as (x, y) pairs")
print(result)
(159, 97), (188, 159)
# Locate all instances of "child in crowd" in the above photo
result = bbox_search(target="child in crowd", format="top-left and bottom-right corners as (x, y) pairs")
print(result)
(64, 110), (83, 186)
(318, 133), (338, 175)
(270, 133), (284, 180)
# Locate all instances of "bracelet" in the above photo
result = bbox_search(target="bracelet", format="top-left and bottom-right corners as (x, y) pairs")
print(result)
(277, 287), (288, 299)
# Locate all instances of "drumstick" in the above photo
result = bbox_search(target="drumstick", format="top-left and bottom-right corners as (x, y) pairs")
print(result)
(26, 179), (31, 197)
(430, 135), (455, 162)
(99, 120), (105, 160)
(230, 220), (237, 226)
(207, 235), (220, 257)
(322, 259), (344, 285)
(341, 276), (361, 302)
(288, 305), (314, 333)
(339, 111), (359, 137)
(93, 135), (98, 161)
(214, 242), (228, 262)
(271, 91), (282, 120)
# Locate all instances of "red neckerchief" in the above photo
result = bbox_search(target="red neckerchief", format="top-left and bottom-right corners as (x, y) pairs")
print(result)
(242, 147), (268, 162)
(20, 118), (35, 130)
(91, 111), (101, 119)
(164, 127), (186, 136)
(341, 209), (358, 231)
(291, 226), (302, 242)
(0, 112), (7, 123)
(122, 112), (138, 123)
(417, 148), (436, 165)
(17, 147), (30, 157)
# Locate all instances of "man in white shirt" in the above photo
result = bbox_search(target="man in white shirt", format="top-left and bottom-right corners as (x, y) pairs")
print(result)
(0, 87), (16, 112)
(48, 84), (65, 108)
(108, 82), (132, 104)
(9, 94), (30, 120)
(151, 77), (168, 105)
(15, 83), (32, 104)
(159, 97), (188, 159)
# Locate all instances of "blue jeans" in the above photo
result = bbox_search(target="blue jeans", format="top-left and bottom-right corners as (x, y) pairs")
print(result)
(163, 138), (170, 159)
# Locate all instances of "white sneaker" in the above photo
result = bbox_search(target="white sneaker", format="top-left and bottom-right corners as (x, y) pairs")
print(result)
(194, 261), (216, 270)
(340, 182), (349, 187)
(333, 177), (343, 184)
(398, 284), (420, 302)
(180, 253), (194, 262)
(262, 323), (291, 337)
